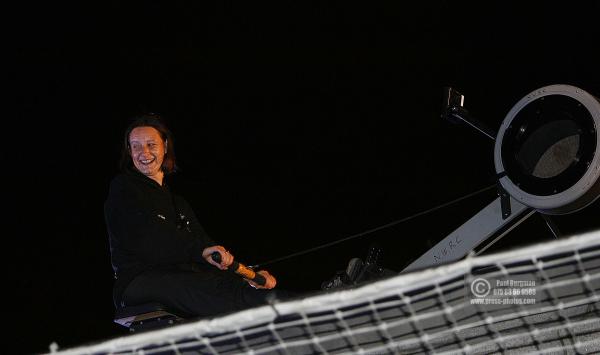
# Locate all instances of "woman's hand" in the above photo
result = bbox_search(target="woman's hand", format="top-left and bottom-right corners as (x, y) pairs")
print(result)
(202, 245), (233, 270)
(246, 270), (277, 289)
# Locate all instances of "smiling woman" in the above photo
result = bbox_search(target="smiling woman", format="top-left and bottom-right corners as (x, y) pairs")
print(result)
(104, 114), (282, 321)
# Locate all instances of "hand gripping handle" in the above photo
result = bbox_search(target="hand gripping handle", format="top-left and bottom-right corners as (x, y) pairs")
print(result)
(211, 252), (267, 286)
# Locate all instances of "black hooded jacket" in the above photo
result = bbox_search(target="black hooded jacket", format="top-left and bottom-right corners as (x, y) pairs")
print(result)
(104, 169), (216, 306)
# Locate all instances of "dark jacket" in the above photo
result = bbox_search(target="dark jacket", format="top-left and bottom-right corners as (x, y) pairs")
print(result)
(104, 169), (215, 306)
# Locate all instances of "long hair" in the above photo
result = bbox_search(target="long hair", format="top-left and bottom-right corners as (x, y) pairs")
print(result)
(119, 114), (177, 174)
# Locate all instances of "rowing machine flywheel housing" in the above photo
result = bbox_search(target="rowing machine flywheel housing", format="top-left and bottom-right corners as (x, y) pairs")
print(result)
(495, 84), (600, 215)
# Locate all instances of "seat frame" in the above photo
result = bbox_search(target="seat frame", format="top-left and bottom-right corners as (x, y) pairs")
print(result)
(114, 302), (185, 332)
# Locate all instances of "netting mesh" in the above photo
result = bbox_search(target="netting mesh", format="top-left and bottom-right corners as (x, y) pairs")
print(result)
(53, 230), (600, 355)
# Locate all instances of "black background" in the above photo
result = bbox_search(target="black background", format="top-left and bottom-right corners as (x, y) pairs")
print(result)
(8, 2), (600, 354)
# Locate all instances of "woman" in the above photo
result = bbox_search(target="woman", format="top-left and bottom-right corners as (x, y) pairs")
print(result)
(104, 114), (277, 317)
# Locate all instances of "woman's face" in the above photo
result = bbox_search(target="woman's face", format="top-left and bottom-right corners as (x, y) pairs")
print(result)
(129, 126), (166, 181)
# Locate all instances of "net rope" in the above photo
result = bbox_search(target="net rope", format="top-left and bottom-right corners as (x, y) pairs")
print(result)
(51, 229), (600, 354)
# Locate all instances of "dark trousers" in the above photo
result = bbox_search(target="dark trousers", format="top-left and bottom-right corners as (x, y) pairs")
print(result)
(121, 263), (284, 318)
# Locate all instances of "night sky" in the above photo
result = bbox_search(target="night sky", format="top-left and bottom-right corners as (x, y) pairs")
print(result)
(8, 2), (600, 354)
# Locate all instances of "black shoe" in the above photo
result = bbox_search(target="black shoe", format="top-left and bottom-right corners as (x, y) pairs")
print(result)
(321, 271), (346, 290)
(321, 257), (365, 290)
